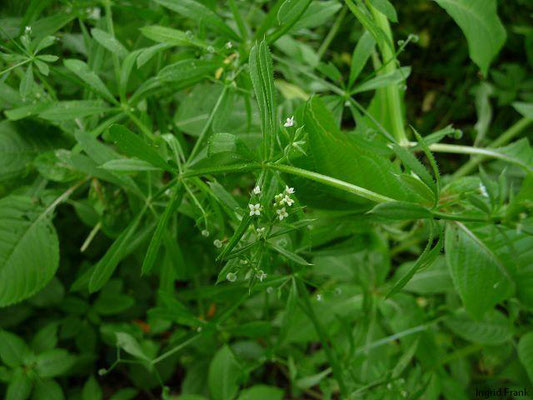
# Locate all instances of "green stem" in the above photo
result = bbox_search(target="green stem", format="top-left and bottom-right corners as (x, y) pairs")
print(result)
(369, 4), (407, 144)
(452, 117), (532, 179)
(104, 0), (122, 103)
(0, 59), (30, 76)
(317, 7), (347, 61)
(229, 0), (248, 41)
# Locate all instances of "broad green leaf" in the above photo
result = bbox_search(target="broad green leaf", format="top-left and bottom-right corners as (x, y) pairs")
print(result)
(6, 369), (32, 400)
(0, 196), (59, 307)
(352, 66), (411, 94)
(109, 125), (171, 170)
(249, 40), (277, 159)
(208, 345), (242, 400)
(64, 59), (115, 103)
(31, 324), (58, 354)
(35, 349), (76, 378)
(115, 332), (151, 362)
(444, 309), (511, 344)
(30, 13), (74, 40)
(153, 0), (239, 40)
(445, 223), (514, 317)
(433, 0), (506, 75)
(0, 330), (30, 368)
(513, 102), (533, 119)
(369, 0), (397, 22)
(518, 332), (533, 385)
(82, 376), (102, 400)
(207, 132), (253, 161)
(140, 25), (207, 49)
(38, 100), (110, 121)
(142, 185), (184, 275)
(91, 28), (128, 59)
(237, 385), (284, 400)
(369, 201), (432, 220)
(349, 31), (375, 87)
(32, 379), (64, 400)
(88, 208), (146, 293)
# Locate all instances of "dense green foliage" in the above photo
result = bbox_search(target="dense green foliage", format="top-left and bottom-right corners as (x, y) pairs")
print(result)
(1, 0), (533, 398)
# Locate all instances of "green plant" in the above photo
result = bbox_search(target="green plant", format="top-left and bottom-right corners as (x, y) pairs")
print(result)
(0, 0), (532, 399)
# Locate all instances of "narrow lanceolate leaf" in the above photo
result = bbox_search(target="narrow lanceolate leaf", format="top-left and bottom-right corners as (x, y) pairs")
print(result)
(89, 208), (146, 293)
(64, 59), (116, 103)
(208, 345), (242, 400)
(142, 185), (184, 275)
(513, 102), (533, 119)
(157, 59), (219, 83)
(268, 242), (312, 266)
(140, 25), (207, 49)
(0, 196), (59, 307)
(352, 67), (411, 94)
(445, 223), (514, 318)
(217, 215), (252, 261)
(349, 31), (375, 87)
(100, 159), (161, 172)
(518, 332), (533, 384)
(433, 0), (506, 75)
(249, 40), (277, 159)
(39, 101), (111, 121)
(91, 28), (128, 59)
(490, 138), (533, 173)
(153, 0), (239, 40)
(109, 125), (172, 170)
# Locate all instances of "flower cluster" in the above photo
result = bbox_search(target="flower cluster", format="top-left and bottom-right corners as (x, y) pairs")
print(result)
(273, 186), (295, 221)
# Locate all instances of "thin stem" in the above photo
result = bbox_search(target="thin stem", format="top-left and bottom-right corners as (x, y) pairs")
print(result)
(0, 59), (30, 77)
(317, 7), (347, 61)
(103, 0), (123, 103)
(228, 0), (248, 41)
(452, 117), (532, 178)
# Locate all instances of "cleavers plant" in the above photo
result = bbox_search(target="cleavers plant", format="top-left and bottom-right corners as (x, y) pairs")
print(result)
(0, 0), (533, 399)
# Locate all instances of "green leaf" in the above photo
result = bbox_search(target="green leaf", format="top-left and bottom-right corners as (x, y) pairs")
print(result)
(82, 376), (102, 400)
(108, 388), (138, 400)
(91, 28), (128, 59)
(88, 208), (146, 293)
(153, 0), (239, 40)
(115, 332), (151, 362)
(19, 66), (34, 99)
(0, 196), (59, 307)
(208, 345), (242, 400)
(249, 40), (277, 159)
(513, 102), (533, 119)
(35, 349), (76, 378)
(368, 201), (432, 220)
(268, 242), (312, 266)
(277, 0), (313, 26)
(6, 369), (32, 400)
(140, 25), (207, 49)
(369, 0), (397, 22)
(237, 385), (284, 400)
(433, 0), (506, 75)
(109, 125), (171, 171)
(38, 100), (110, 121)
(64, 59), (115, 103)
(445, 223), (514, 317)
(349, 31), (375, 87)
(489, 138), (533, 173)
(142, 185), (184, 275)
(518, 332), (533, 385)
(207, 132), (253, 161)
(352, 66), (410, 94)
(31, 324), (58, 354)
(32, 379), (64, 400)
(444, 309), (511, 344)
(0, 330), (30, 368)
(100, 159), (162, 172)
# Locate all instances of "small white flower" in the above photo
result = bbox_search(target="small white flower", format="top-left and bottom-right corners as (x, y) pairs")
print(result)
(256, 227), (266, 235)
(196, 326), (203, 332)
(24, 26), (32, 35)
(225, 41), (233, 49)
(266, 286), (274, 294)
(213, 239), (223, 248)
(283, 195), (294, 206)
(201, 230), (210, 237)
(284, 116), (295, 128)
(226, 272), (237, 282)
(276, 207), (288, 221)
(479, 183), (488, 198)
(257, 270), (267, 282)
(285, 186), (295, 194)
(252, 185), (261, 195)
(207, 45), (215, 53)
(86, 7), (101, 20)
(249, 203), (262, 216)
(316, 294), (323, 302)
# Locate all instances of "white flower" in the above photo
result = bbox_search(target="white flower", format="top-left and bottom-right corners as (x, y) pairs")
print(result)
(226, 272), (237, 282)
(479, 183), (489, 198)
(24, 26), (32, 35)
(283, 195), (294, 206)
(201, 230), (210, 237)
(316, 294), (323, 302)
(225, 41), (233, 49)
(249, 203), (262, 216)
(256, 227), (266, 235)
(257, 270), (267, 282)
(283, 116), (295, 128)
(86, 7), (101, 20)
(285, 186), (295, 194)
(213, 239), (223, 248)
(276, 207), (288, 221)
(252, 185), (261, 195)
